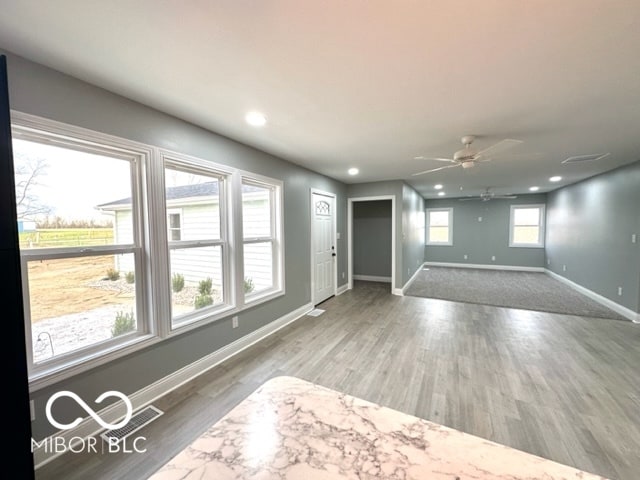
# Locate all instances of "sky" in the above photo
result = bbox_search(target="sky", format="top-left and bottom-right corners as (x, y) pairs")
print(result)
(14, 138), (133, 221)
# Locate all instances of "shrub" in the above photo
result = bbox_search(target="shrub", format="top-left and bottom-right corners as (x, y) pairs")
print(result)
(172, 273), (185, 293)
(194, 294), (213, 309)
(125, 271), (135, 284)
(111, 311), (135, 337)
(244, 277), (255, 294)
(198, 277), (213, 295)
(106, 268), (120, 281)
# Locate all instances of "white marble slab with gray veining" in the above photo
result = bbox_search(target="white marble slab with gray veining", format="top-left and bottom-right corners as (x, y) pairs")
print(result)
(149, 376), (607, 479)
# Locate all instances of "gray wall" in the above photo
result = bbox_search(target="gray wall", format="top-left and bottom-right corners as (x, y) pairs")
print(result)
(353, 201), (392, 278)
(424, 194), (547, 268)
(546, 161), (640, 313)
(2, 50), (350, 439)
(347, 181), (404, 289)
(402, 183), (426, 284)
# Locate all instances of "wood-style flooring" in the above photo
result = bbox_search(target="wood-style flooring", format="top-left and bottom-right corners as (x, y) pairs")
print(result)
(36, 281), (640, 480)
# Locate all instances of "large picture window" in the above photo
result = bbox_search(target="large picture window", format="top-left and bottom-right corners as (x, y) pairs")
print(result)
(12, 131), (148, 378)
(509, 204), (545, 247)
(426, 208), (453, 245)
(12, 113), (285, 388)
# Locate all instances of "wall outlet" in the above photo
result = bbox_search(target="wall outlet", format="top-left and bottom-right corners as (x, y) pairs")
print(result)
(337, 232), (341, 240)
(632, 234), (637, 244)
(408, 267), (410, 276)
(547, 259), (551, 265)
(463, 254), (468, 260)
(618, 287), (623, 296)
(30, 400), (35, 421)
(342, 272), (345, 279)
(232, 316), (238, 329)
(491, 256), (496, 261)
(562, 265), (567, 272)
(478, 216), (483, 222)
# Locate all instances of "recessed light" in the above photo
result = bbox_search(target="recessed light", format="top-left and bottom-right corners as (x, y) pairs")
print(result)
(348, 168), (359, 176)
(529, 186), (540, 192)
(434, 184), (443, 190)
(549, 176), (562, 182)
(245, 111), (267, 127)
(437, 191), (445, 196)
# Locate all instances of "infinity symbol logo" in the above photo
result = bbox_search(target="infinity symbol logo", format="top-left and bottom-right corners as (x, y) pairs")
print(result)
(46, 391), (133, 431)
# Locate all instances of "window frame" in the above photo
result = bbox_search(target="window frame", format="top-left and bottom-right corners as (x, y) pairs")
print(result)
(426, 207), (453, 246)
(509, 204), (546, 248)
(239, 174), (285, 307)
(161, 153), (235, 331)
(12, 112), (287, 391)
(11, 111), (158, 390)
(167, 209), (182, 241)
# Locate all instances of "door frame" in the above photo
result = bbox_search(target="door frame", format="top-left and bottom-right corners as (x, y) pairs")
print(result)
(310, 188), (338, 305)
(348, 195), (396, 294)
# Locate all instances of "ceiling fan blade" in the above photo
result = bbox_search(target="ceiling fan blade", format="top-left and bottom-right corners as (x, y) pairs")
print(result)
(493, 195), (518, 199)
(412, 164), (459, 176)
(458, 197), (483, 201)
(475, 139), (523, 159)
(421, 157), (457, 163)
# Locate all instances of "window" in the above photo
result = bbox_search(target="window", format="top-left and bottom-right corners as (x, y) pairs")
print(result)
(510, 204), (545, 247)
(241, 178), (283, 302)
(12, 128), (149, 378)
(163, 162), (230, 327)
(426, 208), (453, 245)
(167, 210), (182, 241)
(12, 113), (286, 388)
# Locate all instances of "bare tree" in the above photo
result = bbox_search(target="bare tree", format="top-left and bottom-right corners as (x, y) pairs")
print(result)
(14, 153), (51, 220)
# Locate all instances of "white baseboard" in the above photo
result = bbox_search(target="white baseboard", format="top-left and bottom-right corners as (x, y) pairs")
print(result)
(401, 263), (426, 295)
(33, 301), (314, 469)
(392, 288), (404, 296)
(545, 270), (639, 323)
(353, 274), (392, 283)
(336, 284), (349, 296)
(424, 261), (545, 273)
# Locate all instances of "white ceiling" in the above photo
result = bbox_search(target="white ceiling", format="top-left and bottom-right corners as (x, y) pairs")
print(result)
(1, 1), (639, 198)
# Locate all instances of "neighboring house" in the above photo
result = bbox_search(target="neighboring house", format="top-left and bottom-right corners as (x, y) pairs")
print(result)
(98, 182), (272, 292)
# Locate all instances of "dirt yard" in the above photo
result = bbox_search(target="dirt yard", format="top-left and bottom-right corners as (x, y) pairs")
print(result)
(27, 256), (134, 322)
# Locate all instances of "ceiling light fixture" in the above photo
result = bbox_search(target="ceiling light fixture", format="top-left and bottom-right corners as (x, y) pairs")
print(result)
(437, 191), (445, 196)
(529, 186), (540, 192)
(434, 184), (443, 190)
(348, 168), (359, 175)
(549, 176), (562, 182)
(245, 111), (267, 127)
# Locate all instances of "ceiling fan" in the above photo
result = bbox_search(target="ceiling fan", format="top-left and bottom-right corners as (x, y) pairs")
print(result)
(459, 187), (518, 202)
(412, 135), (523, 176)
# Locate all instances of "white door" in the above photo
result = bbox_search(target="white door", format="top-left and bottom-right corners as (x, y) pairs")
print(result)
(312, 192), (335, 305)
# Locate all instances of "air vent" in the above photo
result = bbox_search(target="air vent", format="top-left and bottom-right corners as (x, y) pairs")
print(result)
(562, 153), (610, 164)
(307, 308), (325, 317)
(100, 405), (163, 443)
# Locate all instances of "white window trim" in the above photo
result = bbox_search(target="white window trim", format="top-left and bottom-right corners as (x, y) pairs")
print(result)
(239, 173), (285, 307)
(509, 204), (546, 248)
(11, 111), (159, 392)
(161, 152), (235, 333)
(426, 207), (453, 246)
(11, 112), (287, 392)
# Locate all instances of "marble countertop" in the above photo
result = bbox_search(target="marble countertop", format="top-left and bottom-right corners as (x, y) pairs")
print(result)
(149, 376), (607, 479)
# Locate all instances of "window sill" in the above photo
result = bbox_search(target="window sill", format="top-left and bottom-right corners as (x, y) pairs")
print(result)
(508, 243), (545, 249)
(426, 242), (453, 246)
(28, 333), (161, 393)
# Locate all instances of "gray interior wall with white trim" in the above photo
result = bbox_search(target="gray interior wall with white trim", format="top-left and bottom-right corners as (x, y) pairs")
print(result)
(546, 161), (640, 313)
(347, 181), (404, 289)
(1, 50), (349, 439)
(424, 194), (547, 268)
(353, 201), (392, 278)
